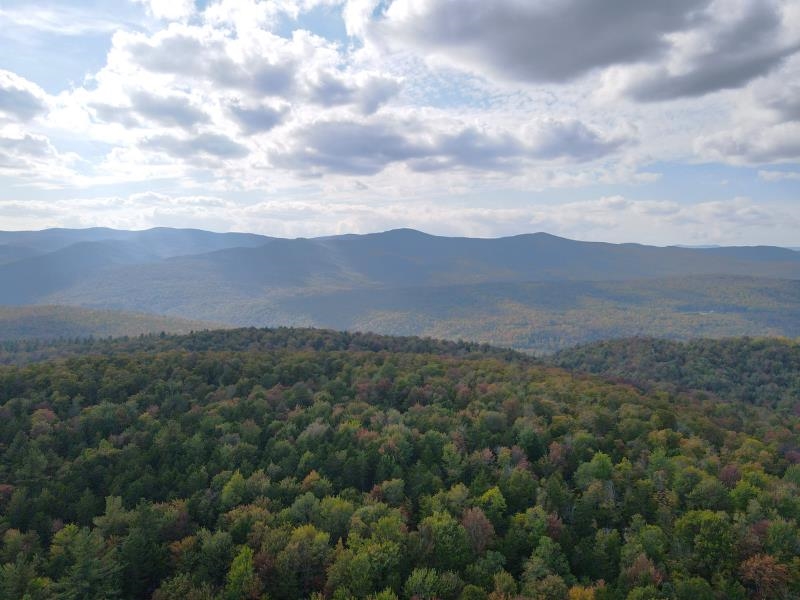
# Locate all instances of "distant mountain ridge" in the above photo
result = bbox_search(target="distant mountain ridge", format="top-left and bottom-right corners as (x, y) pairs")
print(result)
(1, 226), (799, 350)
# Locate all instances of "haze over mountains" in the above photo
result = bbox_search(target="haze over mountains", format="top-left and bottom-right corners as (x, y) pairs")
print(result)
(1, 227), (799, 351)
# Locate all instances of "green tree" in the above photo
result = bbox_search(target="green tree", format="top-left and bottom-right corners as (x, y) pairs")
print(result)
(224, 545), (261, 600)
(50, 526), (121, 600)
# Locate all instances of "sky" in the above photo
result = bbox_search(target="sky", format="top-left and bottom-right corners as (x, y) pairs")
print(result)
(0, 0), (799, 245)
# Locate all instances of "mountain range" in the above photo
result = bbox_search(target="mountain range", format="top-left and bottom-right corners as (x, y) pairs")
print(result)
(1, 227), (799, 351)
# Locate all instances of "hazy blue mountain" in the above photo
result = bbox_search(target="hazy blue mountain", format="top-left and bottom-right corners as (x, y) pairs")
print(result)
(695, 245), (800, 262)
(0, 241), (150, 305)
(0, 226), (271, 258)
(0, 244), (40, 265)
(47, 228), (800, 300)
(2, 227), (800, 350)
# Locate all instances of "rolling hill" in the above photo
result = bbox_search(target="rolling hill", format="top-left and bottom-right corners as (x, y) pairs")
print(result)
(0, 305), (220, 341)
(1, 227), (799, 350)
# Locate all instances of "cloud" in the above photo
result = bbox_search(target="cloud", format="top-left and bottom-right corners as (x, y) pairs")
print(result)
(116, 24), (398, 115)
(120, 26), (307, 98)
(407, 127), (525, 173)
(0, 132), (54, 162)
(142, 132), (250, 159)
(129, 91), (210, 128)
(526, 119), (628, 161)
(0, 4), (131, 35)
(91, 91), (210, 129)
(0, 130), (79, 185)
(621, 1), (800, 101)
(273, 120), (423, 175)
(134, 0), (196, 21)
(688, 51), (800, 165)
(758, 169), (800, 181)
(3, 192), (792, 246)
(524, 195), (794, 244)
(0, 70), (48, 122)
(372, 0), (709, 83)
(696, 122), (800, 163)
(343, 0), (378, 38)
(307, 72), (400, 114)
(369, 0), (800, 103)
(272, 117), (627, 176)
(228, 102), (288, 134)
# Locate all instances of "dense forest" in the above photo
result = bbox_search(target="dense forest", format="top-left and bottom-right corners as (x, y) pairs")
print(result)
(0, 306), (218, 342)
(0, 328), (798, 599)
(553, 337), (800, 412)
(0, 328), (525, 367)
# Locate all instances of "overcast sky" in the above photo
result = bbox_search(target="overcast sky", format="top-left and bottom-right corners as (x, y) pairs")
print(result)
(0, 0), (799, 244)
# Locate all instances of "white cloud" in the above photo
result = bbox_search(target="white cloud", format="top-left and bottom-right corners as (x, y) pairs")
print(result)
(0, 128), (80, 186)
(134, 0), (196, 22)
(0, 0), (796, 243)
(372, 0), (708, 84)
(0, 4), (131, 36)
(0, 70), (48, 122)
(617, 0), (800, 101)
(758, 169), (800, 181)
(696, 122), (800, 164)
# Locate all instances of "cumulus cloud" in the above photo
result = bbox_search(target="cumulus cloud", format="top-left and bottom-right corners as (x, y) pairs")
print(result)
(272, 117), (627, 176)
(0, 70), (48, 122)
(114, 24), (400, 115)
(122, 27), (297, 97)
(91, 91), (210, 129)
(373, 0), (708, 83)
(526, 120), (628, 161)
(688, 50), (800, 164)
(142, 132), (250, 160)
(407, 127), (525, 173)
(129, 91), (210, 128)
(368, 0), (800, 103)
(0, 132), (54, 163)
(696, 122), (800, 164)
(273, 120), (423, 175)
(307, 72), (400, 115)
(621, 1), (800, 101)
(228, 102), (288, 134)
(0, 129), (79, 185)
(1, 0), (796, 241)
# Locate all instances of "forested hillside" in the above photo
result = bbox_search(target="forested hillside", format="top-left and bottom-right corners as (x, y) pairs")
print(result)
(553, 337), (800, 411)
(2, 228), (800, 352)
(0, 329), (797, 599)
(0, 327), (523, 366)
(0, 306), (219, 342)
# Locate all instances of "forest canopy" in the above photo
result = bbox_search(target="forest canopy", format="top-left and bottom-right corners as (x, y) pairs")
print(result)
(0, 328), (797, 599)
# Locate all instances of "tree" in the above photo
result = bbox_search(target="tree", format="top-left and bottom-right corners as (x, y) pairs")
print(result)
(461, 507), (495, 554)
(50, 526), (121, 600)
(674, 510), (734, 579)
(275, 525), (332, 599)
(738, 554), (791, 600)
(224, 545), (261, 600)
(419, 511), (472, 572)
